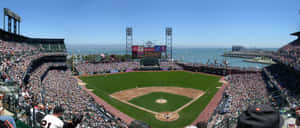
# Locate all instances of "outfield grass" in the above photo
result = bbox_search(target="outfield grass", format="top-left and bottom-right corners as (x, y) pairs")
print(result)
(80, 71), (222, 128)
(129, 92), (192, 112)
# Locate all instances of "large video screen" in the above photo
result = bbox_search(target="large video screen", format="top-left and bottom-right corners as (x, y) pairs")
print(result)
(132, 45), (166, 59)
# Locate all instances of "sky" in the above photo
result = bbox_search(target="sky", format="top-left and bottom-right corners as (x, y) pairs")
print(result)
(1, 0), (300, 48)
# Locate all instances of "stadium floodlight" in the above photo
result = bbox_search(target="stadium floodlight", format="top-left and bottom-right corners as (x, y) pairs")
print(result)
(3, 8), (21, 34)
(126, 27), (132, 36)
(126, 27), (133, 56)
(165, 27), (173, 60)
(4, 8), (21, 22)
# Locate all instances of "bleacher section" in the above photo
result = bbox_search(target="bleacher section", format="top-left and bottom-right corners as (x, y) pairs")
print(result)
(0, 29), (129, 128)
(0, 29), (65, 53)
(0, 29), (68, 127)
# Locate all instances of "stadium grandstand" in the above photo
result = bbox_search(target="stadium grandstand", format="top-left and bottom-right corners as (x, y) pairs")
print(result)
(206, 32), (300, 128)
(1, 6), (300, 128)
(270, 31), (300, 71)
(0, 26), (129, 127)
(71, 30), (299, 128)
(2, 26), (300, 128)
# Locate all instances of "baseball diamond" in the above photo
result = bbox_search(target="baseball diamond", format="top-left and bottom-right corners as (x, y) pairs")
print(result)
(79, 71), (223, 128)
(2, 4), (299, 128)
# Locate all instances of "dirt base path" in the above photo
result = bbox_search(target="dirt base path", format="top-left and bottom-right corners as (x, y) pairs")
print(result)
(75, 71), (224, 124)
(155, 112), (180, 122)
(110, 87), (204, 101)
(110, 87), (205, 122)
(191, 77), (229, 126)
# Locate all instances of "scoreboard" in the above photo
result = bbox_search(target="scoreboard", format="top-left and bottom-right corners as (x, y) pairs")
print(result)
(132, 45), (166, 59)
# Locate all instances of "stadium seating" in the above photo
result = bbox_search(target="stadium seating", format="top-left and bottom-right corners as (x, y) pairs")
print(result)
(0, 36), (128, 127)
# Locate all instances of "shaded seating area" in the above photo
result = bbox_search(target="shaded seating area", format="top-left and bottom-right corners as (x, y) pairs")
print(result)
(140, 57), (160, 70)
(140, 57), (159, 66)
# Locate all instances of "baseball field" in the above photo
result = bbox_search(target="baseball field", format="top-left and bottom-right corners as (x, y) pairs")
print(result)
(79, 71), (222, 128)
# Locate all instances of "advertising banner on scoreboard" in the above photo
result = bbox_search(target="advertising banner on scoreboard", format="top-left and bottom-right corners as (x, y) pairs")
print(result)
(160, 46), (166, 52)
(144, 52), (161, 58)
(137, 46), (144, 58)
(132, 45), (164, 59)
(138, 46), (144, 53)
(132, 46), (143, 59)
(155, 46), (161, 52)
(153, 52), (161, 57)
(132, 46), (138, 52)
(144, 52), (154, 57)
(144, 47), (155, 52)
(137, 52), (144, 57)
(132, 52), (137, 58)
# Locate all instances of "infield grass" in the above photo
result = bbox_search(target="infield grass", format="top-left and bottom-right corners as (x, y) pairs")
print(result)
(80, 71), (222, 128)
(129, 92), (192, 112)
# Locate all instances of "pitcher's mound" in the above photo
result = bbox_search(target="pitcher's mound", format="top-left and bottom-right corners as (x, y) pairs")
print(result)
(156, 99), (167, 104)
(155, 112), (179, 121)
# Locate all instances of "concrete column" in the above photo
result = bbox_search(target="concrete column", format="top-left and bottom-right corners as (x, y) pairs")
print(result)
(8, 16), (11, 32)
(3, 15), (5, 30)
(18, 22), (20, 34)
(58, 44), (61, 51)
(13, 19), (17, 34)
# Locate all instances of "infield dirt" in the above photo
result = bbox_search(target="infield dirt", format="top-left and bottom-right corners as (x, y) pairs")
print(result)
(110, 86), (204, 101)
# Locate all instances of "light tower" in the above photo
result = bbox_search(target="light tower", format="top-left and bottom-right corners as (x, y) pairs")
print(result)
(3, 8), (21, 34)
(126, 27), (133, 55)
(165, 27), (173, 60)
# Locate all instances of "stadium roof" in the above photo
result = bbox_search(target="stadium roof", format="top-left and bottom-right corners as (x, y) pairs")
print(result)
(279, 31), (300, 52)
(291, 31), (300, 36)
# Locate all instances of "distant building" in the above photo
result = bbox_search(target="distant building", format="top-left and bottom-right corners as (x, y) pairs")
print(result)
(232, 45), (245, 52)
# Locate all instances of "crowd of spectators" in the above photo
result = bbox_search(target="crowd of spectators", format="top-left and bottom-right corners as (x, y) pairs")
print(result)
(76, 62), (140, 74)
(159, 61), (183, 70)
(264, 64), (300, 108)
(1, 40), (128, 128)
(23, 67), (127, 128)
(0, 40), (45, 128)
(16, 61), (127, 127)
(0, 40), (66, 84)
(3, 36), (299, 128)
(75, 61), (183, 74)
(0, 40), (40, 84)
(209, 73), (270, 128)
